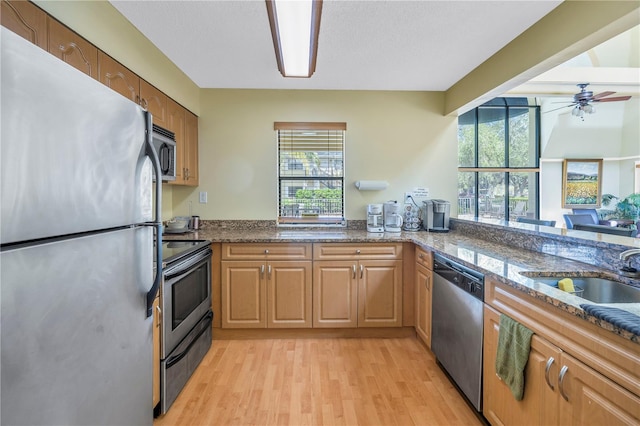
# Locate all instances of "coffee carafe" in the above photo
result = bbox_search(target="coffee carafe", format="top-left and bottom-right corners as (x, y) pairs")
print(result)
(383, 201), (403, 233)
(367, 204), (384, 233)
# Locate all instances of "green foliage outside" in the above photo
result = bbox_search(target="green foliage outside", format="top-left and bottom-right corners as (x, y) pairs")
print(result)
(458, 107), (536, 215)
(295, 189), (342, 199)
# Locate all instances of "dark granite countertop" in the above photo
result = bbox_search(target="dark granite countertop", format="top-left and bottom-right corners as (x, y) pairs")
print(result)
(164, 225), (640, 343)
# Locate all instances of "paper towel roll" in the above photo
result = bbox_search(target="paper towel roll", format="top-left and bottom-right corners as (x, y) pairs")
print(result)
(354, 180), (389, 191)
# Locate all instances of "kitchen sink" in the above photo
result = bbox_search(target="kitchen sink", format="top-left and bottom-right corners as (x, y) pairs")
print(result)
(530, 276), (640, 304)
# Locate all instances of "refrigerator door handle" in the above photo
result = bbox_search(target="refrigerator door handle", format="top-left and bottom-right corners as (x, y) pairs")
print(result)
(144, 111), (163, 318)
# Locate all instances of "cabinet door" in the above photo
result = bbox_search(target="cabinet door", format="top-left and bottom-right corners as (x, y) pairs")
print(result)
(415, 246), (433, 270)
(358, 260), (403, 327)
(222, 243), (311, 261)
(558, 352), (640, 425)
(166, 98), (186, 184)
(97, 51), (140, 103)
(313, 260), (357, 328)
(267, 261), (312, 328)
(313, 243), (402, 260)
(152, 295), (161, 408)
(483, 305), (560, 426)
(184, 110), (199, 186)
(221, 261), (266, 328)
(415, 263), (432, 347)
(140, 79), (167, 129)
(47, 17), (97, 79)
(1, 0), (48, 50)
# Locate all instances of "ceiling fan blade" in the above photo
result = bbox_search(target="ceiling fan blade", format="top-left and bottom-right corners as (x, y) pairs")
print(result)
(594, 96), (632, 102)
(544, 104), (573, 113)
(592, 91), (616, 100)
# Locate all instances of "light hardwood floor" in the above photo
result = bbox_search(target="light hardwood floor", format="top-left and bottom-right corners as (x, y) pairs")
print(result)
(155, 337), (483, 426)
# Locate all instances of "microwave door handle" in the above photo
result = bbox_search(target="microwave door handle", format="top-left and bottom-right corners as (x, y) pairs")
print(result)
(144, 110), (163, 318)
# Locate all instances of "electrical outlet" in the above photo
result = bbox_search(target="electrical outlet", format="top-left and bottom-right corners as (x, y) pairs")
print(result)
(199, 191), (207, 203)
(404, 192), (412, 203)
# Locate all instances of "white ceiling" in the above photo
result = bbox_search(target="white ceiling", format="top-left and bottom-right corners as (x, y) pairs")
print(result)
(110, 0), (563, 91)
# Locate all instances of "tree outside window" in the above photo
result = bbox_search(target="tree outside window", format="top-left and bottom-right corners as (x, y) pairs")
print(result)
(458, 99), (540, 221)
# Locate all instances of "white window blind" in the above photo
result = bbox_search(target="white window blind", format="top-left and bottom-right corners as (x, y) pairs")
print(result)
(276, 122), (346, 226)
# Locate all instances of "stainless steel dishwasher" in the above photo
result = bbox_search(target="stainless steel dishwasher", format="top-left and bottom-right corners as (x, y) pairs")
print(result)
(431, 253), (485, 412)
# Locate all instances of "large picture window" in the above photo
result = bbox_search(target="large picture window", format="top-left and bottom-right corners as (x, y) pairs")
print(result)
(276, 122), (346, 226)
(458, 98), (540, 221)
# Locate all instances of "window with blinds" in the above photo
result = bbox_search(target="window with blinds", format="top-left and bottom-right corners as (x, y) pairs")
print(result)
(276, 122), (346, 226)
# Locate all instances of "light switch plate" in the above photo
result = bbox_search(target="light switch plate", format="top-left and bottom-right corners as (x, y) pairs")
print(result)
(199, 191), (207, 203)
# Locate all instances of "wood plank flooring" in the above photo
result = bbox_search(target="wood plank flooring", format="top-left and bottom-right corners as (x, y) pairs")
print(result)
(154, 337), (483, 426)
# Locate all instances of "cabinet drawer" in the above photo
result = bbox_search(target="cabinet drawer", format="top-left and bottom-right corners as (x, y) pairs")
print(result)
(222, 243), (311, 260)
(415, 246), (433, 270)
(313, 243), (403, 260)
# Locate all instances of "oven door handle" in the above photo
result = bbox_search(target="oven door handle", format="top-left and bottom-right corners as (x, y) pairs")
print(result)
(165, 311), (213, 368)
(164, 248), (212, 281)
(144, 110), (163, 318)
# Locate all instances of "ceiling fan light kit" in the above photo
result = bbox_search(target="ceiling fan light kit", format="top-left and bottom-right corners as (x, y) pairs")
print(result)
(560, 83), (632, 120)
(266, 0), (323, 78)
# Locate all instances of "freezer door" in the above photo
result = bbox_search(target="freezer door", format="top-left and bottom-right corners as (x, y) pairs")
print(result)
(1, 28), (152, 245)
(1, 227), (153, 426)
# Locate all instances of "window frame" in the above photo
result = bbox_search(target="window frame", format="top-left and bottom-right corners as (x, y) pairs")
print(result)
(458, 100), (541, 221)
(275, 122), (347, 227)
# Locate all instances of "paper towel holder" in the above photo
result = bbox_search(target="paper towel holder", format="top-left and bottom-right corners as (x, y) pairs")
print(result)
(354, 180), (389, 191)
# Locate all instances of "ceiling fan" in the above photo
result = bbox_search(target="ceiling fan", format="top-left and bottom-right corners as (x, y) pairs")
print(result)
(547, 83), (632, 119)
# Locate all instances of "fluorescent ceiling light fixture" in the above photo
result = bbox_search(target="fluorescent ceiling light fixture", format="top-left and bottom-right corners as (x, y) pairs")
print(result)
(266, 0), (322, 78)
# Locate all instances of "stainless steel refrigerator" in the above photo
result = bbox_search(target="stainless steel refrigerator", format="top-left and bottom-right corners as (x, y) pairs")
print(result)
(1, 28), (162, 425)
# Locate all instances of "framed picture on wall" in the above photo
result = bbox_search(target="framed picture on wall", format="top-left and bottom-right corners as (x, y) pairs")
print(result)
(562, 159), (603, 208)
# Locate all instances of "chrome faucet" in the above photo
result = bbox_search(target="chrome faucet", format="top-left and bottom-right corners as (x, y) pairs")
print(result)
(620, 249), (640, 261)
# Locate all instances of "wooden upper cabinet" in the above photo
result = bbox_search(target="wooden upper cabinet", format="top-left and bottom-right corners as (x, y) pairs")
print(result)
(167, 98), (186, 184)
(140, 79), (167, 129)
(97, 51), (140, 103)
(1, 0), (48, 49)
(167, 99), (199, 186)
(47, 17), (98, 79)
(184, 110), (199, 186)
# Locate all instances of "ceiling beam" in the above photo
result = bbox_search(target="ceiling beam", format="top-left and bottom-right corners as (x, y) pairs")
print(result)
(444, 1), (640, 116)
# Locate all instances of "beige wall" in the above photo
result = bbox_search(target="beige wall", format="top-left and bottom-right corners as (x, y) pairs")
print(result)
(171, 90), (458, 221)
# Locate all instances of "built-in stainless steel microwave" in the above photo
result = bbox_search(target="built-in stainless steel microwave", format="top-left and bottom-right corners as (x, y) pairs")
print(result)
(152, 124), (176, 181)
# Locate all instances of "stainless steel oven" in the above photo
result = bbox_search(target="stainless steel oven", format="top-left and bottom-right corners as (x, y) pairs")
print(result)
(159, 240), (212, 414)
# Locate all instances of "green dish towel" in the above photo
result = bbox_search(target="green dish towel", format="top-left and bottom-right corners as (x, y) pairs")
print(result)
(495, 314), (534, 401)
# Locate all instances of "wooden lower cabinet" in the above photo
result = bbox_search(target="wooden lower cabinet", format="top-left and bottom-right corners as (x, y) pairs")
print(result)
(221, 261), (265, 328)
(483, 305), (559, 426)
(221, 260), (312, 328)
(559, 352), (640, 425)
(483, 304), (640, 425)
(267, 261), (312, 328)
(313, 261), (358, 328)
(414, 263), (432, 347)
(152, 295), (161, 409)
(313, 259), (402, 328)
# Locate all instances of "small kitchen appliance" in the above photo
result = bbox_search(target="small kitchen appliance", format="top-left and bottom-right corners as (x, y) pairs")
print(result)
(190, 215), (200, 230)
(367, 204), (384, 233)
(423, 199), (451, 232)
(383, 201), (404, 233)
